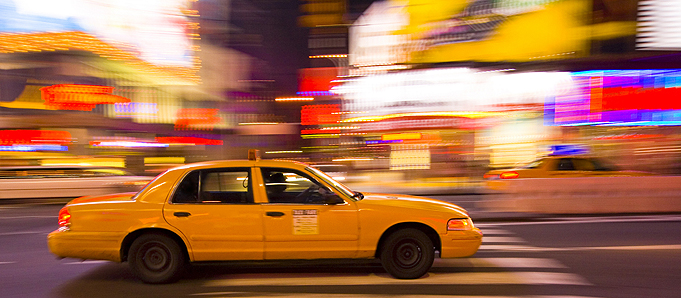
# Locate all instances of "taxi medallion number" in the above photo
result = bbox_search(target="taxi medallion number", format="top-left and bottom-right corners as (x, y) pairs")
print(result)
(292, 209), (318, 235)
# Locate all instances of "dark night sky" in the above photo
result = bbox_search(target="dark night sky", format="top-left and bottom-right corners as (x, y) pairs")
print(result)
(264, 0), (378, 95)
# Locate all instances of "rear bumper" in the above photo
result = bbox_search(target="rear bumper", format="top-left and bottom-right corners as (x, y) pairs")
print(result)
(47, 229), (122, 262)
(439, 228), (483, 258)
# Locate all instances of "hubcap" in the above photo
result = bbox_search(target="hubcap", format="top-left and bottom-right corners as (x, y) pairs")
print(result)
(394, 240), (422, 269)
(142, 243), (170, 271)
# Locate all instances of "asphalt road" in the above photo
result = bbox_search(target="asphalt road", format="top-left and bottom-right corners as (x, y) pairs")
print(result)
(1, 198), (680, 298)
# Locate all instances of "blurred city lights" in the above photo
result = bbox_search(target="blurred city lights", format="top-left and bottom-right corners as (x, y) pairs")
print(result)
(275, 97), (315, 102)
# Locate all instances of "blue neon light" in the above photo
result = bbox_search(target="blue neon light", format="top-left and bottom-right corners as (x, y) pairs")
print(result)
(297, 91), (333, 96)
(0, 145), (68, 152)
(366, 140), (403, 145)
(548, 144), (589, 156)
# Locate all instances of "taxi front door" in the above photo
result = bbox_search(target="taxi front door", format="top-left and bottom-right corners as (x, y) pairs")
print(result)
(257, 167), (359, 260)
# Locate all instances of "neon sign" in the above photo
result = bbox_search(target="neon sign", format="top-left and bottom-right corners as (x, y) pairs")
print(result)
(41, 84), (130, 111)
(174, 109), (221, 131)
(0, 130), (72, 146)
(547, 69), (681, 126)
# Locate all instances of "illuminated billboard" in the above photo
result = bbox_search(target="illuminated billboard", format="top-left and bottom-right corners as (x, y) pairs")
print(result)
(336, 67), (572, 121)
(546, 69), (681, 126)
(398, 0), (590, 63)
(637, 0), (681, 50)
(0, 0), (197, 75)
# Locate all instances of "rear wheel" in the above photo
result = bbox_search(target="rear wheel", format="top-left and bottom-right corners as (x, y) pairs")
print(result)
(128, 233), (186, 284)
(380, 228), (434, 279)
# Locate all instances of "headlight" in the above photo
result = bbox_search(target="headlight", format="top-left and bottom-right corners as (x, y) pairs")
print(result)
(447, 218), (473, 231)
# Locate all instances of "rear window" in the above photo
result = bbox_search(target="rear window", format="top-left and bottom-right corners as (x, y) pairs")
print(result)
(521, 159), (544, 169)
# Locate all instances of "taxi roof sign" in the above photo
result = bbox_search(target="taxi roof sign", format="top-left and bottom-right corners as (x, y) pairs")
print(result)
(248, 149), (261, 161)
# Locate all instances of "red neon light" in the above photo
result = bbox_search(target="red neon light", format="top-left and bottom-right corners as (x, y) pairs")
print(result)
(301, 104), (340, 125)
(298, 67), (339, 93)
(174, 109), (221, 131)
(599, 87), (681, 111)
(41, 84), (130, 111)
(301, 129), (341, 135)
(155, 137), (223, 146)
(0, 130), (72, 146)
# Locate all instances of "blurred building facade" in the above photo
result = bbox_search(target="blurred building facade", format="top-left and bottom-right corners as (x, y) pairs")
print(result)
(0, 0), (308, 174)
(298, 0), (681, 181)
(2, 0), (681, 181)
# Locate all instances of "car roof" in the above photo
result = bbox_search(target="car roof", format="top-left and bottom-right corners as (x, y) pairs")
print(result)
(170, 159), (311, 172)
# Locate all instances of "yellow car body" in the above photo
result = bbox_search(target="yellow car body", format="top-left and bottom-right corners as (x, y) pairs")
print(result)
(48, 157), (482, 283)
(484, 155), (653, 190)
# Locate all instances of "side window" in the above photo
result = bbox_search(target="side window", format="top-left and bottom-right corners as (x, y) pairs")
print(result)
(199, 168), (253, 204)
(261, 167), (338, 204)
(172, 170), (200, 203)
(556, 158), (575, 171)
(172, 168), (253, 204)
(592, 158), (618, 171)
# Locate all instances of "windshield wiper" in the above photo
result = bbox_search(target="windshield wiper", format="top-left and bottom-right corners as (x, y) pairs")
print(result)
(352, 191), (364, 200)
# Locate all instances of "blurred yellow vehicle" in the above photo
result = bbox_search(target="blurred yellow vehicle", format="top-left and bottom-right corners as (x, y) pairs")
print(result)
(0, 166), (152, 199)
(48, 151), (482, 283)
(484, 155), (653, 189)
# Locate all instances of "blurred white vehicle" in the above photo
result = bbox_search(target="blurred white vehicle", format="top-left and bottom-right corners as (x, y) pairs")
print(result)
(0, 166), (153, 199)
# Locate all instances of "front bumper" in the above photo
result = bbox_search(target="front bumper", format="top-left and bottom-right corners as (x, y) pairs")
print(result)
(439, 228), (483, 258)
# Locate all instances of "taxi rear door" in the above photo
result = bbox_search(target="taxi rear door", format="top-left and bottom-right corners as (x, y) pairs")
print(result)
(163, 167), (264, 261)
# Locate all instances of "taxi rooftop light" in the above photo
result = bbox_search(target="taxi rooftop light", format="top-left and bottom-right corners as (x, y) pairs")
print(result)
(248, 149), (261, 161)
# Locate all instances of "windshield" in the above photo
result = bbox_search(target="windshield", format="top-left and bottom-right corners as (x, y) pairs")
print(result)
(306, 166), (359, 200)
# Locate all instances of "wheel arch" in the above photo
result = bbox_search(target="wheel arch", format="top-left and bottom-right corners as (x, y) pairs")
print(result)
(374, 222), (441, 258)
(120, 228), (190, 262)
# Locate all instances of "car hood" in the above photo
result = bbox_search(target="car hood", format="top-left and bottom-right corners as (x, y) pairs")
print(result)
(67, 192), (137, 206)
(357, 192), (470, 217)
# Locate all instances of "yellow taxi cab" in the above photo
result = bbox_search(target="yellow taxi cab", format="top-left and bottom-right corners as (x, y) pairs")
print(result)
(48, 150), (482, 283)
(484, 155), (653, 190)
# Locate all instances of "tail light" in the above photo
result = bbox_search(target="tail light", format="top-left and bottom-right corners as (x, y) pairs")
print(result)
(58, 207), (71, 230)
(500, 171), (519, 179)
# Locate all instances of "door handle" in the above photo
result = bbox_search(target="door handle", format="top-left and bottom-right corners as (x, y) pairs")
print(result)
(266, 211), (285, 217)
(174, 212), (191, 217)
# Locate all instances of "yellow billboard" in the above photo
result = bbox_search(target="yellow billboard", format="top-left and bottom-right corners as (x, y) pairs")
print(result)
(399, 0), (591, 63)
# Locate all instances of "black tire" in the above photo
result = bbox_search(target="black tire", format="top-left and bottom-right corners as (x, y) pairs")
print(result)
(380, 228), (434, 279)
(128, 233), (186, 284)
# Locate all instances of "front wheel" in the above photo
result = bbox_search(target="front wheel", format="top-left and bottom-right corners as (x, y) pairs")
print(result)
(380, 228), (434, 279)
(128, 233), (186, 284)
